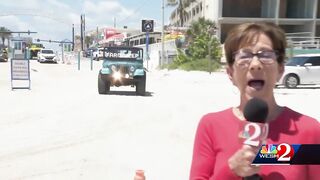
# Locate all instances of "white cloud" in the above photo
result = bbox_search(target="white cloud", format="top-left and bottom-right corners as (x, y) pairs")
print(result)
(0, 16), (30, 31)
(84, 0), (123, 14)
(47, 0), (70, 10)
(1, 0), (41, 10)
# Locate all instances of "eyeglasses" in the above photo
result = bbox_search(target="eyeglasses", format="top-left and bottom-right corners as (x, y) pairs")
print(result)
(233, 50), (278, 66)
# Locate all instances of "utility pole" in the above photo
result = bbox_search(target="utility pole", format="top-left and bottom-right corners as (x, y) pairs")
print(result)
(114, 17), (116, 28)
(80, 14), (86, 51)
(80, 14), (83, 51)
(208, 27), (217, 74)
(96, 26), (99, 46)
(83, 14), (86, 49)
(161, 0), (165, 67)
(72, 24), (74, 51)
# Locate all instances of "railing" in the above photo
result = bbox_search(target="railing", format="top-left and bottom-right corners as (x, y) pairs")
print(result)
(287, 36), (320, 49)
(285, 36), (320, 57)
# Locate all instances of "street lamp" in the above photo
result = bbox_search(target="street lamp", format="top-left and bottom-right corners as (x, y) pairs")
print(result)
(208, 27), (217, 74)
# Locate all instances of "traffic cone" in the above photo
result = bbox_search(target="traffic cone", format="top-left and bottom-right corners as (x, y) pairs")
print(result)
(134, 170), (145, 180)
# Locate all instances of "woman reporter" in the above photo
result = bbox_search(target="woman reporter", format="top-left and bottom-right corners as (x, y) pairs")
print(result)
(189, 22), (320, 180)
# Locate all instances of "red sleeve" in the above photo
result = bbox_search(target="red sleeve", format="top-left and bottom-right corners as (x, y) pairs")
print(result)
(189, 116), (215, 179)
(189, 115), (240, 180)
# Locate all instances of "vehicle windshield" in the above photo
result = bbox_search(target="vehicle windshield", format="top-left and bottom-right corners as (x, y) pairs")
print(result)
(103, 47), (143, 60)
(286, 57), (308, 66)
(31, 44), (44, 48)
(42, 50), (54, 54)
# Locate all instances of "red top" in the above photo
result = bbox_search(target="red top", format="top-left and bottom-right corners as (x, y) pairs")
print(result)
(190, 107), (320, 180)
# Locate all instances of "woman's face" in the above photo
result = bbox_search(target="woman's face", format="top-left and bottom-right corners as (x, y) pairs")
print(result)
(227, 33), (284, 101)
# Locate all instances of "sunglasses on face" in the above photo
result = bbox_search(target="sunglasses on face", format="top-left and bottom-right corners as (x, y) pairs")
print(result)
(233, 50), (278, 66)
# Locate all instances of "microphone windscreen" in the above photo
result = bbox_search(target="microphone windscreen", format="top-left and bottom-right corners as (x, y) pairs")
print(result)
(243, 98), (268, 123)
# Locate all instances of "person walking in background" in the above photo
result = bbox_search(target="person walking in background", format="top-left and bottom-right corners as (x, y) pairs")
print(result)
(189, 22), (320, 180)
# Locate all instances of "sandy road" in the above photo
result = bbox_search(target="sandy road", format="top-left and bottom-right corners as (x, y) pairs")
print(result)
(0, 59), (319, 180)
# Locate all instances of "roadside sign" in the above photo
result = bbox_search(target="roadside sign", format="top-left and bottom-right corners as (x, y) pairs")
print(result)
(142, 20), (154, 32)
(11, 58), (31, 90)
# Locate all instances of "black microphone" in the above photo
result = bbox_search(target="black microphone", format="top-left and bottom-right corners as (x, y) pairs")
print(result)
(244, 97), (268, 124)
(243, 98), (269, 180)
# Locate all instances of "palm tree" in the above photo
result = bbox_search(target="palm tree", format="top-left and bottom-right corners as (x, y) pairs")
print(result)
(168, 0), (196, 27)
(186, 18), (216, 39)
(186, 17), (220, 60)
(85, 35), (94, 48)
(0, 27), (11, 47)
(177, 0), (185, 27)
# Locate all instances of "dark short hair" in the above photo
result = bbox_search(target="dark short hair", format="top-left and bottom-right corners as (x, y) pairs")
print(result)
(224, 22), (287, 66)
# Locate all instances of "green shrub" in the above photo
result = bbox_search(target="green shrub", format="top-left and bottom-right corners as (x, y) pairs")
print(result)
(179, 58), (221, 72)
(161, 62), (179, 70)
(162, 58), (221, 72)
(174, 48), (191, 65)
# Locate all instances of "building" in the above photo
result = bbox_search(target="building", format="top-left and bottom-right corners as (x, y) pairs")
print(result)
(85, 27), (140, 47)
(170, 0), (207, 27)
(170, 0), (320, 46)
(125, 32), (162, 46)
(11, 36), (32, 58)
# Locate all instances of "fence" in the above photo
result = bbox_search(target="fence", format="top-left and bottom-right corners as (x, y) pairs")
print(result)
(286, 35), (320, 57)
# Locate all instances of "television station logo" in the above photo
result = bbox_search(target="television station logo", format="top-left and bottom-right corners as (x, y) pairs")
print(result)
(252, 143), (298, 165)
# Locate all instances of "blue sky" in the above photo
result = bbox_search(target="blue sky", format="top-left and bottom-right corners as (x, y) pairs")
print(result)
(0, 0), (175, 49)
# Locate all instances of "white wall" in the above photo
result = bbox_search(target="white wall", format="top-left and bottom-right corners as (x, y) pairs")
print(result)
(136, 40), (177, 70)
(202, 0), (219, 21)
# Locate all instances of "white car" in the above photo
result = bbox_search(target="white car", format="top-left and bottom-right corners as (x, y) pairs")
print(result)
(37, 49), (58, 63)
(277, 54), (320, 88)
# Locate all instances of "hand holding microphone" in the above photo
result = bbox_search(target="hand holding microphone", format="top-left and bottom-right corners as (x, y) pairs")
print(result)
(229, 98), (269, 179)
(228, 144), (261, 177)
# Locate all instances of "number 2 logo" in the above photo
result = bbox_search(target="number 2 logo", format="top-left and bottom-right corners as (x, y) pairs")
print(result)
(243, 123), (269, 147)
(277, 143), (295, 162)
(243, 123), (261, 146)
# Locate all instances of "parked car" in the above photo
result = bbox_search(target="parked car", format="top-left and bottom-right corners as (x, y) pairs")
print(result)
(277, 54), (320, 88)
(83, 47), (97, 57)
(98, 46), (146, 95)
(37, 49), (58, 63)
(0, 48), (8, 62)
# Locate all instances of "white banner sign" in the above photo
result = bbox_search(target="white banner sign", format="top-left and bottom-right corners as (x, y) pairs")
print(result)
(11, 59), (30, 80)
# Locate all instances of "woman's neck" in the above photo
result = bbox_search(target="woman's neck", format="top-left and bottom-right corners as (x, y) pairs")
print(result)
(235, 96), (283, 122)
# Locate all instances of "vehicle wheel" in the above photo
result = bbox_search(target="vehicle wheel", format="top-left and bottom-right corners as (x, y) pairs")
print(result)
(136, 74), (146, 96)
(98, 73), (110, 94)
(285, 74), (299, 88)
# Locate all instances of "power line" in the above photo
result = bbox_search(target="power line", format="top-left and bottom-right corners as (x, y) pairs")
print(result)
(0, 10), (76, 26)
(117, 0), (151, 24)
